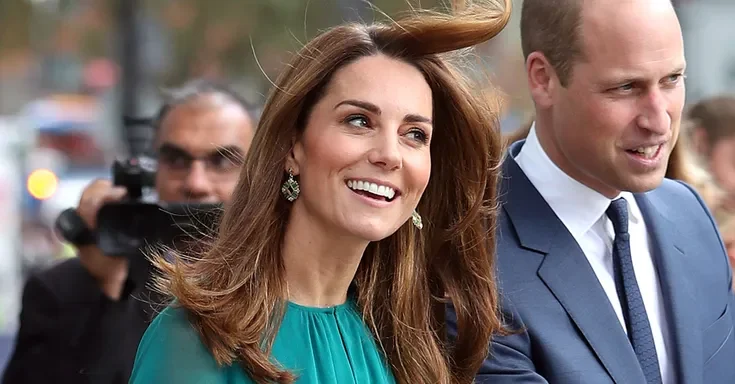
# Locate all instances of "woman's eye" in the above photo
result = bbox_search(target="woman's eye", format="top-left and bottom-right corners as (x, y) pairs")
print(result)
(346, 115), (369, 128)
(407, 129), (428, 144)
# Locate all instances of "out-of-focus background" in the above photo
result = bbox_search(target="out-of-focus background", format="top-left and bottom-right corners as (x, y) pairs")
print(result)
(0, 0), (733, 369)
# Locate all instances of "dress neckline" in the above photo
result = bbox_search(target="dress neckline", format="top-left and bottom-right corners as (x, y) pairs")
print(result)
(286, 299), (354, 314)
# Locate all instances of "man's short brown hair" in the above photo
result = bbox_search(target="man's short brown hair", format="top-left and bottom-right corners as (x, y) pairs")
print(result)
(520, 0), (584, 87)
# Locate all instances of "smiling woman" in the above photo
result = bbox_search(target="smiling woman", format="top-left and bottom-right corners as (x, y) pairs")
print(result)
(129, 1), (512, 383)
(288, 55), (434, 244)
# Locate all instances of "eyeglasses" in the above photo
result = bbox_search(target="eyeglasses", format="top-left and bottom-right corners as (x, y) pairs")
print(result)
(156, 143), (244, 179)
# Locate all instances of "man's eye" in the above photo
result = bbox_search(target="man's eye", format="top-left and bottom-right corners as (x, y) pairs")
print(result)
(208, 155), (241, 171)
(161, 154), (191, 168)
(665, 74), (685, 84)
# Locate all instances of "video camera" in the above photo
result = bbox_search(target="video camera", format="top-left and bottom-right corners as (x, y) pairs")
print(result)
(95, 156), (222, 258)
(85, 5), (221, 259)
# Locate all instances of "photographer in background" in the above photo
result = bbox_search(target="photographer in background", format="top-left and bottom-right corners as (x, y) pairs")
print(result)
(2, 79), (257, 384)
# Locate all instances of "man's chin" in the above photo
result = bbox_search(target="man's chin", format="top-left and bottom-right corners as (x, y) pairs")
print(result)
(622, 173), (667, 194)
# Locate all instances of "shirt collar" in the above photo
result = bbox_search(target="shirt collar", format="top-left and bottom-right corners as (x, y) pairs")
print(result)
(514, 123), (642, 239)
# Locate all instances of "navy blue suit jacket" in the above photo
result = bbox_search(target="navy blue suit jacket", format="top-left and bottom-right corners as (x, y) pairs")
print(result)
(449, 141), (735, 383)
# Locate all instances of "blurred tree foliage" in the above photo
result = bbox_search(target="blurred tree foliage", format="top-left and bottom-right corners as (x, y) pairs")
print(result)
(0, 1), (532, 124)
(0, 0), (444, 93)
(0, 0), (32, 54)
(147, 0), (443, 88)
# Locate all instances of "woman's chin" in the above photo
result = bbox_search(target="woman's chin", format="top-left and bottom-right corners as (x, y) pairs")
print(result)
(344, 220), (404, 243)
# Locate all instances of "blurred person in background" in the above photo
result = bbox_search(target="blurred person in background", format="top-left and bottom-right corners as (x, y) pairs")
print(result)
(473, 0), (735, 382)
(1, 79), (257, 384)
(666, 120), (724, 208)
(687, 95), (735, 202)
(665, 124), (735, 287)
(715, 211), (735, 287)
(129, 1), (511, 383)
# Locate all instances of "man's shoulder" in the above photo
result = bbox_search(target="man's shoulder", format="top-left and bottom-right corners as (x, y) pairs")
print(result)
(35, 256), (83, 278)
(649, 178), (701, 203)
(32, 257), (83, 287)
(646, 178), (714, 225)
(26, 257), (102, 305)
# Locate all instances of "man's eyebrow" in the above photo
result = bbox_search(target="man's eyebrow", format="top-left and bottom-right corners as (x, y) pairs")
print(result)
(601, 64), (688, 86)
(157, 143), (190, 156)
(158, 143), (244, 160)
(213, 145), (245, 159)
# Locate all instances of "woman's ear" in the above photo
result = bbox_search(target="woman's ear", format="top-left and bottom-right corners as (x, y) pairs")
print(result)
(285, 137), (302, 175)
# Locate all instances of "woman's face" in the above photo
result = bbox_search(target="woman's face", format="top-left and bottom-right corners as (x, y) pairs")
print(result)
(723, 231), (735, 291)
(708, 136), (735, 197)
(723, 229), (735, 266)
(287, 53), (433, 242)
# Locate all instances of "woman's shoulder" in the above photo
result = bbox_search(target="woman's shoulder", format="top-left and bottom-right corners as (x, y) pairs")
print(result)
(148, 304), (198, 336)
(135, 305), (203, 354)
(131, 305), (252, 383)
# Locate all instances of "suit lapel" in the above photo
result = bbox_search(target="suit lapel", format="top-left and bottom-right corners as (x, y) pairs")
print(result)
(501, 144), (645, 384)
(636, 192), (701, 383)
(538, 241), (646, 384)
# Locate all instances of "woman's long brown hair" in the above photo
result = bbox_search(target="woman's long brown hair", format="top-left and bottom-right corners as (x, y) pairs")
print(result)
(150, 1), (511, 383)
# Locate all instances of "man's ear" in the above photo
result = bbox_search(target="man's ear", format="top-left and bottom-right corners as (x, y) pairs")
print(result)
(526, 51), (559, 109)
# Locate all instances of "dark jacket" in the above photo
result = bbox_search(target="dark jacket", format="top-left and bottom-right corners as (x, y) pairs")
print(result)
(1, 256), (159, 384)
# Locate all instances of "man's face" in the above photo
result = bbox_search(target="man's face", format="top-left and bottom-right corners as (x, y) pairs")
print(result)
(154, 96), (254, 203)
(537, 0), (686, 198)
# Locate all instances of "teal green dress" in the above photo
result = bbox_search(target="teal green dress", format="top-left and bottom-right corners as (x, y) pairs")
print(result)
(129, 299), (396, 383)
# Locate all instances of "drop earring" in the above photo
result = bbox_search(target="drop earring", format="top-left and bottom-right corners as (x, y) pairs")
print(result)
(281, 168), (300, 202)
(411, 210), (423, 230)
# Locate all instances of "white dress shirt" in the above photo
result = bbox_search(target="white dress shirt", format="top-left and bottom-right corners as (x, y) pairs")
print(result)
(514, 124), (675, 384)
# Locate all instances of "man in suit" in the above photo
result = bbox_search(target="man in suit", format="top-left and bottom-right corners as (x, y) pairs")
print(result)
(1, 80), (256, 384)
(451, 0), (735, 383)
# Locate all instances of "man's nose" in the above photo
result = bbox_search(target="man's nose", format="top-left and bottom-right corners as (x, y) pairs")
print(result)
(182, 161), (214, 200)
(636, 88), (671, 135)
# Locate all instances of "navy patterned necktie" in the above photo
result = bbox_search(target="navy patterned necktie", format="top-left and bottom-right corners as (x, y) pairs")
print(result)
(606, 198), (662, 384)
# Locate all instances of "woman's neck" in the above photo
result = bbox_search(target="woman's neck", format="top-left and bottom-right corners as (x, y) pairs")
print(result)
(281, 208), (368, 308)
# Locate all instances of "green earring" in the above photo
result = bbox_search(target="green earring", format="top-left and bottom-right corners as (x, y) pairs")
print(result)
(281, 169), (300, 202)
(411, 210), (423, 230)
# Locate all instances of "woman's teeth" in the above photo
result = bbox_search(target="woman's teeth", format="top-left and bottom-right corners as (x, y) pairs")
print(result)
(347, 180), (396, 200)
